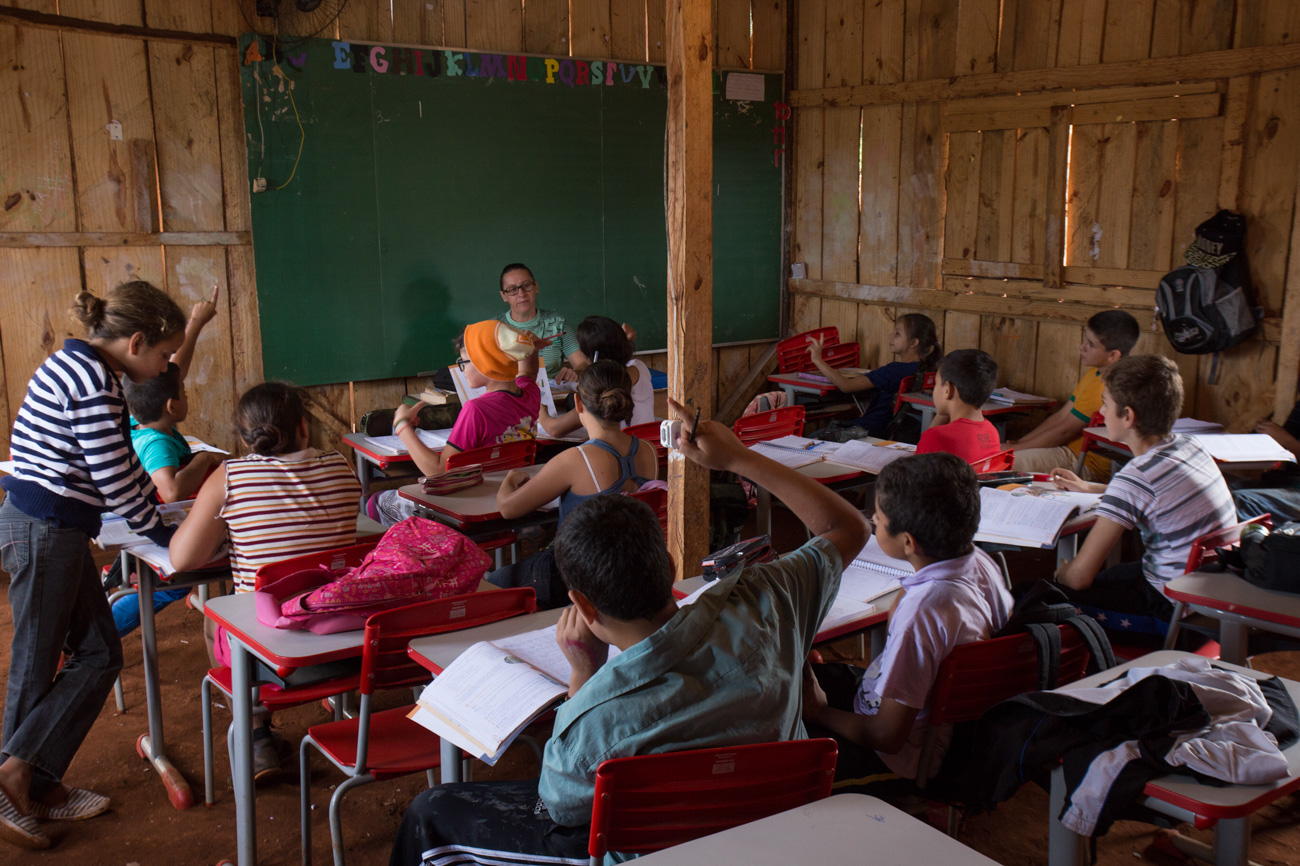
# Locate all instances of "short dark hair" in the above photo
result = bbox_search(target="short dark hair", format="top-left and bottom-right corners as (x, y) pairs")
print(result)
(576, 315), (634, 366)
(1086, 310), (1140, 355)
(875, 453), (979, 561)
(937, 349), (998, 407)
(123, 362), (182, 423)
(1103, 354), (1182, 439)
(552, 496), (672, 621)
(499, 263), (533, 290)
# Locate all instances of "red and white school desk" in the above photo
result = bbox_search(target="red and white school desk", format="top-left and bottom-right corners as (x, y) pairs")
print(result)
(341, 432), (419, 508)
(899, 391), (1055, 437)
(633, 794), (1000, 866)
(1163, 571), (1300, 665)
(1048, 651), (1300, 866)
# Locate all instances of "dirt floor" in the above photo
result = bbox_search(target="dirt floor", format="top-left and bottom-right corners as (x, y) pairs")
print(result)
(1, 510), (1299, 865)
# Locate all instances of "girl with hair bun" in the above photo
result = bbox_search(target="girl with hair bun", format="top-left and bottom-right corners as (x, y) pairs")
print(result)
(169, 382), (360, 778)
(0, 281), (186, 848)
(491, 360), (660, 608)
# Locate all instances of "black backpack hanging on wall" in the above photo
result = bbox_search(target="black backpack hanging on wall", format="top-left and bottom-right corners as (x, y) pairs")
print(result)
(1156, 211), (1258, 381)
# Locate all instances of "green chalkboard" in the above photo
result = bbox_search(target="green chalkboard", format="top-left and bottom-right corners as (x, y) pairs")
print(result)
(242, 37), (783, 386)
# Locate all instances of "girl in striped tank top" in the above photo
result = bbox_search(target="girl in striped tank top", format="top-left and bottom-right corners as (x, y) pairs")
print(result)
(169, 382), (359, 778)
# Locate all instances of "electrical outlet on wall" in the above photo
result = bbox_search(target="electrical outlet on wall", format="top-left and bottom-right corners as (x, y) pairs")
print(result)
(252, 177), (267, 193)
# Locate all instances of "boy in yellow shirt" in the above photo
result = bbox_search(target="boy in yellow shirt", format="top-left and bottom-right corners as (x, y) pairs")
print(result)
(1008, 310), (1139, 481)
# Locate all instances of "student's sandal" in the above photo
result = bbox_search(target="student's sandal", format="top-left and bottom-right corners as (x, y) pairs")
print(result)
(28, 787), (111, 821)
(0, 787), (50, 850)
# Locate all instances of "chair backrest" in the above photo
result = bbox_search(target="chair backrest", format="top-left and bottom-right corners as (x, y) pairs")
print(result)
(892, 371), (936, 414)
(358, 588), (538, 696)
(253, 541), (379, 592)
(1184, 514), (1272, 574)
(588, 739), (837, 860)
(624, 421), (668, 467)
(627, 488), (668, 536)
(732, 406), (806, 446)
(775, 327), (840, 373)
(970, 449), (1015, 473)
(445, 439), (537, 473)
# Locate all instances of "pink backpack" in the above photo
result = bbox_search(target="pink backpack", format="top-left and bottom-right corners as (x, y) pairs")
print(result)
(254, 517), (491, 635)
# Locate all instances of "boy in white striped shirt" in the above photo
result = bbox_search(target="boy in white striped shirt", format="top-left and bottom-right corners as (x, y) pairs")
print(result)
(1049, 355), (1236, 636)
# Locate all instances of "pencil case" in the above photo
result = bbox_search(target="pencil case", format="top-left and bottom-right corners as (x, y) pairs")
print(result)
(420, 466), (485, 494)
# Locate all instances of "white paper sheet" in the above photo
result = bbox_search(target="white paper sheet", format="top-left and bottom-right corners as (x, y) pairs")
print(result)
(827, 439), (915, 473)
(362, 427), (453, 455)
(749, 443), (825, 469)
(974, 487), (1079, 548)
(1189, 433), (1297, 464)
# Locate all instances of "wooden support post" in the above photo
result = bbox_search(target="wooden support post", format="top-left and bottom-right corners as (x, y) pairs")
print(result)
(665, 0), (713, 578)
(1043, 106), (1072, 290)
(1277, 165), (1300, 421)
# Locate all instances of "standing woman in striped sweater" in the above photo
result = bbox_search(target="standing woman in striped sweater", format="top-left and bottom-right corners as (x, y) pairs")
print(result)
(0, 282), (187, 850)
(169, 382), (360, 777)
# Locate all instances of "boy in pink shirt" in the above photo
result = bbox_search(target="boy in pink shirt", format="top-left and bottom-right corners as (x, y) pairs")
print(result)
(802, 452), (1013, 790)
(370, 321), (542, 525)
(916, 349), (1001, 465)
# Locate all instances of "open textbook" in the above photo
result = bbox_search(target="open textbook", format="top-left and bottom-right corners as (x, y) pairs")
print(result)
(825, 439), (915, 473)
(974, 484), (1098, 548)
(362, 427), (453, 456)
(1189, 433), (1297, 464)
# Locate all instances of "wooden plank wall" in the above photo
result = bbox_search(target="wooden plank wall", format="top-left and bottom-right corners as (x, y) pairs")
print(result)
(0, 0), (785, 462)
(791, 0), (1300, 432)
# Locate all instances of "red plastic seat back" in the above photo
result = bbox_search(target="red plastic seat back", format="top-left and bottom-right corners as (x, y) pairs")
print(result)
(970, 449), (1015, 473)
(588, 739), (837, 859)
(358, 588), (537, 695)
(253, 542), (379, 592)
(627, 488), (668, 536)
(445, 440), (537, 473)
(892, 371), (936, 414)
(1184, 514), (1272, 574)
(776, 327), (840, 374)
(928, 627), (1091, 727)
(624, 422), (668, 467)
(732, 406), (806, 446)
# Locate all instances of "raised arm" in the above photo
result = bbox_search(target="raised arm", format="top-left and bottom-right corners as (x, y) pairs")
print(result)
(169, 463), (230, 572)
(1008, 402), (1087, 451)
(670, 398), (869, 565)
(172, 284), (219, 380)
(808, 337), (876, 394)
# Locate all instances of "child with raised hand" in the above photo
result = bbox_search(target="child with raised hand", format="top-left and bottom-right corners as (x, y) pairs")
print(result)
(538, 316), (653, 438)
(110, 285), (223, 637)
(169, 382), (360, 778)
(0, 281), (187, 849)
(916, 348), (1002, 464)
(368, 321), (545, 526)
(809, 313), (942, 438)
(489, 359), (660, 607)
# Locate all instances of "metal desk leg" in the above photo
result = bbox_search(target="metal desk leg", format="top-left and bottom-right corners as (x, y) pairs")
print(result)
(354, 449), (371, 509)
(1213, 816), (1251, 866)
(134, 555), (196, 809)
(1056, 533), (1080, 568)
(440, 737), (462, 784)
(1219, 621), (1250, 666)
(778, 385), (797, 404)
(918, 407), (936, 431)
(229, 637), (258, 865)
(1048, 766), (1089, 866)
(756, 486), (772, 538)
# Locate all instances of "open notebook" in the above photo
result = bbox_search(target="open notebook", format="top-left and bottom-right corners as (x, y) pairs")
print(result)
(362, 427), (453, 455)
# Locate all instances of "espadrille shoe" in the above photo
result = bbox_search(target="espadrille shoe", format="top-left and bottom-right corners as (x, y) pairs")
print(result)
(29, 787), (110, 821)
(0, 787), (49, 850)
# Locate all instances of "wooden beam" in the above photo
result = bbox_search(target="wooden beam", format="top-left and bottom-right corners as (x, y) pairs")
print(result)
(790, 40), (1300, 108)
(665, 0), (713, 577)
(0, 231), (251, 247)
(1044, 106), (1071, 290)
(0, 5), (237, 47)
(943, 81), (1218, 115)
(941, 91), (1220, 133)
(716, 342), (778, 427)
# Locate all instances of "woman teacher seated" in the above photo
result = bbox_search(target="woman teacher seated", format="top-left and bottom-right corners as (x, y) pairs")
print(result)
(496, 263), (586, 383)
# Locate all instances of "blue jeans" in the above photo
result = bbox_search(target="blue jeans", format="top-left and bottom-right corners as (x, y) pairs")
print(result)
(0, 499), (123, 798)
(112, 585), (190, 637)
(1233, 487), (1300, 523)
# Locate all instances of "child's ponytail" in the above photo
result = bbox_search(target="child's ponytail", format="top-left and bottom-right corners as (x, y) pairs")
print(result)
(899, 313), (943, 374)
(236, 382), (308, 456)
(577, 360), (635, 425)
(71, 280), (187, 346)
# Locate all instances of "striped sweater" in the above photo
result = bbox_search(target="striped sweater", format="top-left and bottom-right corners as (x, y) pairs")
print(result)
(2, 340), (166, 543)
(219, 449), (361, 592)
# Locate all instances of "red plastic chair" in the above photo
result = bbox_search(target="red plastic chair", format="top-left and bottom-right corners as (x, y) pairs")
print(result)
(732, 405), (806, 446)
(916, 626), (1092, 835)
(299, 588), (538, 866)
(587, 739), (838, 864)
(892, 371), (937, 414)
(628, 487), (668, 536)
(445, 439), (537, 473)
(1070, 411), (1108, 474)
(970, 449), (1015, 473)
(1162, 515), (1273, 652)
(625, 421), (669, 468)
(200, 541), (379, 805)
(775, 327), (860, 374)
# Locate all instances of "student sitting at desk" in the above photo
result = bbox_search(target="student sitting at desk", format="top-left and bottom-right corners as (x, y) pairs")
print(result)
(1007, 310), (1139, 481)
(490, 359), (659, 608)
(496, 262), (585, 382)
(538, 315), (653, 438)
(808, 313), (942, 440)
(1051, 355), (1235, 636)
(369, 321), (543, 526)
(170, 382), (360, 778)
(111, 285), (222, 638)
(916, 348), (1001, 464)
(1231, 398), (1300, 522)
(389, 400), (869, 866)
(802, 453), (1013, 794)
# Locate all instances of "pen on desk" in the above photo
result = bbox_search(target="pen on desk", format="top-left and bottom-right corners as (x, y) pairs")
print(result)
(689, 406), (701, 444)
(802, 440), (818, 450)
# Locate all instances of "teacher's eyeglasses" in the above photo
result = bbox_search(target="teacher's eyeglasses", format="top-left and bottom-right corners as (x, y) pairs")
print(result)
(502, 280), (537, 296)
